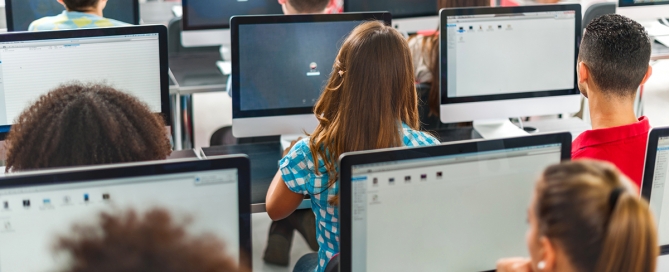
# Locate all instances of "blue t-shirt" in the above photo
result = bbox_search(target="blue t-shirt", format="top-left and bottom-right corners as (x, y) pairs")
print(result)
(279, 123), (440, 271)
(28, 11), (129, 31)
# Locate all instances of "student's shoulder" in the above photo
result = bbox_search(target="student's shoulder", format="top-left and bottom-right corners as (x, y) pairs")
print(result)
(94, 17), (132, 28)
(28, 16), (61, 31)
(402, 125), (440, 147)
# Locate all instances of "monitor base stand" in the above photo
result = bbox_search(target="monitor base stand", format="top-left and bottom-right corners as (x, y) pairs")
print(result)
(473, 119), (529, 139)
(280, 134), (307, 152)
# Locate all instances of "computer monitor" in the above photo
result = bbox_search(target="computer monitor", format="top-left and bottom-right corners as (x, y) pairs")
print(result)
(440, 5), (582, 138)
(230, 13), (392, 138)
(0, 25), (170, 133)
(180, 0), (284, 47)
(641, 127), (669, 257)
(339, 132), (572, 271)
(618, 0), (669, 21)
(0, 156), (252, 271)
(343, 0), (439, 34)
(5, 0), (140, 32)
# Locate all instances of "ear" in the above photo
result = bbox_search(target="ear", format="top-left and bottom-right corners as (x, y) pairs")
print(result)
(538, 236), (557, 271)
(577, 62), (589, 85)
(639, 65), (653, 86)
(56, 0), (66, 6)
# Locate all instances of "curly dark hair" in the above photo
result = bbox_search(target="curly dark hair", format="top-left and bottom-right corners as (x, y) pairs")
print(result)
(580, 14), (651, 97)
(63, 0), (101, 11)
(5, 82), (172, 172)
(55, 208), (245, 272)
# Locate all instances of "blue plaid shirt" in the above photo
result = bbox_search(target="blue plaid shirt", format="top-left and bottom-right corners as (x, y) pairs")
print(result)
(279, 123), (440, 271)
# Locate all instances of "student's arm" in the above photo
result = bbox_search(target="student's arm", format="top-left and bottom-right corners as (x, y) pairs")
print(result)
(266, 171), (304, 220)
(266, 138), (307, 220)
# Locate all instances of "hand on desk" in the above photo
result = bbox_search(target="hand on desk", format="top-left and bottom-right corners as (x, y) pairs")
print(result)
(496, 258), (533, 272)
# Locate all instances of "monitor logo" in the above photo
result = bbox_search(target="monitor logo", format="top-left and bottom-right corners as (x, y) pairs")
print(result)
(307, 62), (320, 77)
(22, 200), (30, 207)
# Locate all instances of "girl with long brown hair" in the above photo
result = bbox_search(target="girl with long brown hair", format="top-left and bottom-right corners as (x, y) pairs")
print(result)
(497, 160), (658, 272)
(265, 21), (439, 271)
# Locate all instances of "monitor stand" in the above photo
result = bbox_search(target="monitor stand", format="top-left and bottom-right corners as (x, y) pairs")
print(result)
(280, 134), (307, 152)
(473, 119), (529, 139)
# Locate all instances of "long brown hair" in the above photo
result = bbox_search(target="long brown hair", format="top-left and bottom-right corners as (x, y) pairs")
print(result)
(309, 21), (420, 204)
(419, 0), (490, 116)
(535, 160), (658, 272)
(6, 82), (172, 172)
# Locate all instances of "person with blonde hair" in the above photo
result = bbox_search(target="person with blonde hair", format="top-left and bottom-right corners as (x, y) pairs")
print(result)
(497, 160), (658, 272)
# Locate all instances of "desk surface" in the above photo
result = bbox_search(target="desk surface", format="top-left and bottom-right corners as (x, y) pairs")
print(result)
(169, 51), (227, 94)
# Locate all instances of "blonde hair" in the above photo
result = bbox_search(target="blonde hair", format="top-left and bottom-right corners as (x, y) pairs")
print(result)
(536, 160), (658, 272)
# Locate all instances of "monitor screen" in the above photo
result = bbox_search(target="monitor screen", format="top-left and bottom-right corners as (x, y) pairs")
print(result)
(348, 143), (563, 271)
(238, 20), (361, 111)
(182, 0), (284, 30)
(5, 0), (139, 32)
(344, 0), (437, 18)
(0, 162), (244, 271)
(441, 8), (578, 104)
(645, 135), (669, 249)
(231, 13), (392, 119)
(619, 0), (669, 7)
(0, 29), (165, 129)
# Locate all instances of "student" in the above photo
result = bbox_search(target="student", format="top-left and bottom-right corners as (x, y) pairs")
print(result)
(265, 21), (440, 272)
(408, 0), (490, 130)
(56, 208), (246, 272)
(572, 14), (653, 188)
(5, 82), (172, 172)
(28, 0), (130, 31)
(279, 0), (330, 14)
(497, 160), (658, 272)
(263, 1), (332, 266)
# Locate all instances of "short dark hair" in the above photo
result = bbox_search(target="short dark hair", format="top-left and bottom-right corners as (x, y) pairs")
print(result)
(56, 208), (246, 272)
(6, 82), (172, 172)
(62, 0), (100, 11)
(287, 0), (330, 13)
(579, 14), (651, 97)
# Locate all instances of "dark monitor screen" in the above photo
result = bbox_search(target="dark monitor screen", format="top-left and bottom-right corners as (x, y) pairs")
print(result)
(182, 0), (284, 30)
(5, 0), (139, 32)
(619, 0), (669, 7)
(343, 0), (438, 18)
(231, 13), (392, 118)
(238, 21), (360, 111)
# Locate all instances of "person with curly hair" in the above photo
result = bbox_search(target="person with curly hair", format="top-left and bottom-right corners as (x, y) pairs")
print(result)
(5, 82), (172, 172)
(55, 208), (246, 272)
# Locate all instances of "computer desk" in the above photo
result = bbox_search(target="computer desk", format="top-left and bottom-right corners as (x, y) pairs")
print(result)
(168, 50), (227, 150)
(173, 127), (477, 213)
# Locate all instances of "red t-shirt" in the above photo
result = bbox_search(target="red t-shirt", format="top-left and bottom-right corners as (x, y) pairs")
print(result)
(572, 116), (651, 189)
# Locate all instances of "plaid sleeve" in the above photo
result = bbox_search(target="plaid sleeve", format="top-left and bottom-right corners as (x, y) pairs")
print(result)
(403, 128), (441, 147)
(279, 139), (313, 195)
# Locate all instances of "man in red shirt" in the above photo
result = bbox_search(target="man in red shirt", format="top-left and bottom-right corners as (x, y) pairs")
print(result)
(572, 14), (653, 188)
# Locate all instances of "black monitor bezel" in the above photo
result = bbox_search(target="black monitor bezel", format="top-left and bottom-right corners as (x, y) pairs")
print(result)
(0, 155), (253, 270)
(618, 0), (669, 7)
(641, 127), (669, 255)
(339, 132), (573, 272)
(181, 0), (285, 30)
(0, 25), (171, 134)
(230, 12), (392, 119)
(439, 4), (582, 105)
(5, 0), (140, 32)
(342, 0), (437, 19)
